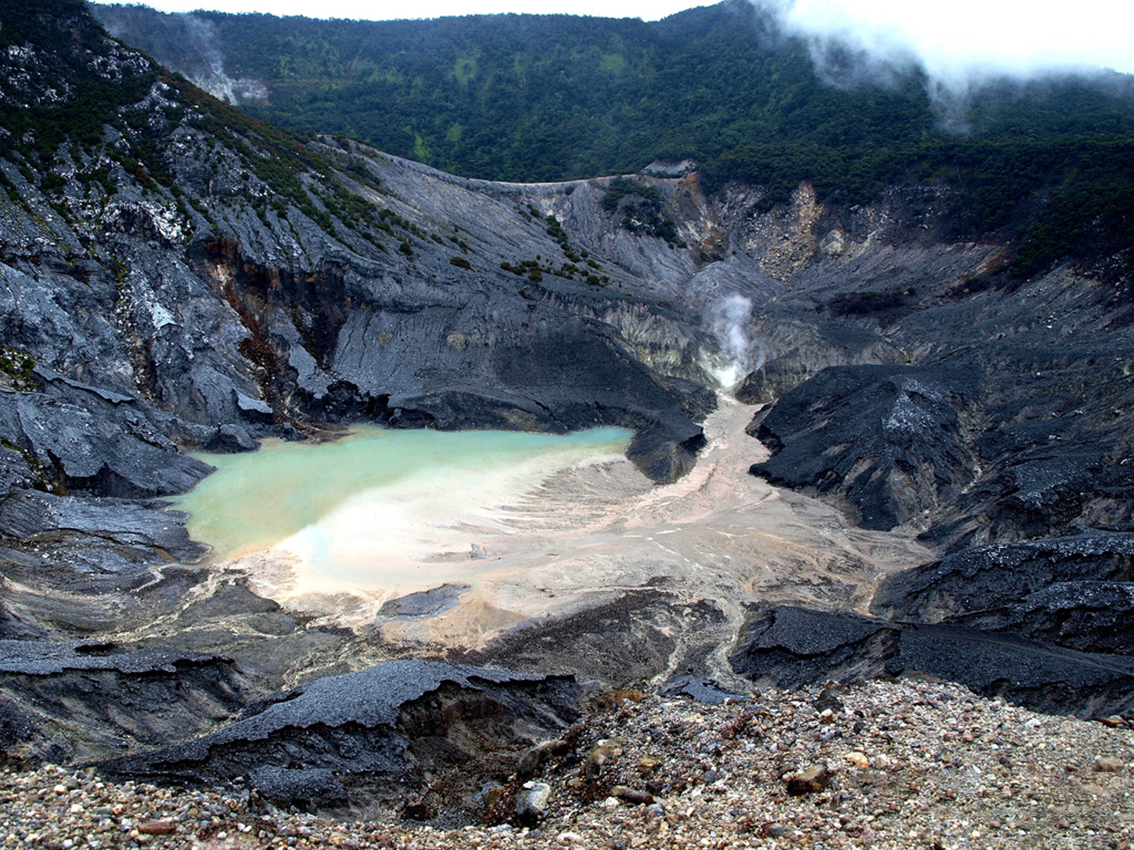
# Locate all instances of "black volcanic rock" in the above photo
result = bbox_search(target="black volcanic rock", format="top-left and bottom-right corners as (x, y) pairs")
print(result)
(98, 660), (581, 820)
(872, 531), (1134, 654)
(730, 605), (1134, 718)
(0, 640), (250, 764)
(748, 364), (978, 530)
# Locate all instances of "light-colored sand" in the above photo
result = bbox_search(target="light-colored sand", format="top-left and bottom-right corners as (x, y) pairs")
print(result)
(229, 396), (934, 663)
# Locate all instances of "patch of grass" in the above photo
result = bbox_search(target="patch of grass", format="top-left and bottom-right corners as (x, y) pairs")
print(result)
(0, 346), (37, 391)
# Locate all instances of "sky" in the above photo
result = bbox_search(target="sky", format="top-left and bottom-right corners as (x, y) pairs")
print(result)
(96, 0), (1134, 77)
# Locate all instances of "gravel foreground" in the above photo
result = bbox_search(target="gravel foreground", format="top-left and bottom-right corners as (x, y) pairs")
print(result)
(2, 679), (1132, 850)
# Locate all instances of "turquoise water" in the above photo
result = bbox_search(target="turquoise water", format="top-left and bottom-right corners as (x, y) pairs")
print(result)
(173, 426), (633, 571)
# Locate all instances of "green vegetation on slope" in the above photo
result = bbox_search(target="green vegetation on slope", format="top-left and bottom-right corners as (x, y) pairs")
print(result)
(94, 1), (940, 181)
(0, 0), (435, 265)
(94, 1), (1134, 183)
(91, 1), (1134, 276)
(705, 134), (1134, 276)
(0, 0), (158, 157)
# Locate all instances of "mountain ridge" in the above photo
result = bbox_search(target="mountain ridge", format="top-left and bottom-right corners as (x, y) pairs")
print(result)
(91, 0), (1134, 279)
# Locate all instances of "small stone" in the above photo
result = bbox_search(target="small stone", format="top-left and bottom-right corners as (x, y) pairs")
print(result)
(1093, 757), (1124, 773)
(786, 765), (832, 796)
(137, 821), (175, 836)
(586, 740), (624, 779)
(481, 783), (507, 812)
(637, 755), (662, 775)
(519, 740), (567, 778)
(516, 781), (552, 825)
(557, 832), (583, 844)
(844, 752), (870, 769)
(610, 786), (654, 805)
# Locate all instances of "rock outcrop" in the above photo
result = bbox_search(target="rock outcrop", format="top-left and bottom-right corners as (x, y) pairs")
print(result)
(747, 364), (978, 531)
(99, 660), (581, 823)
(872, 531), (1134, 654)
(730, 604), (1134, 718)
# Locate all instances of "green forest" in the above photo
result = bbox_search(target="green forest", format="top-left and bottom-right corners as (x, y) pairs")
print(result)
(77, 1), (1134, 275)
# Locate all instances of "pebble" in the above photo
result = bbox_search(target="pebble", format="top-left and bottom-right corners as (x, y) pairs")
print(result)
(516, 782), (552, 824)
(0, 680), (1131, 850)
(138, 820), (176, 835)
(785, 764), (832, 796)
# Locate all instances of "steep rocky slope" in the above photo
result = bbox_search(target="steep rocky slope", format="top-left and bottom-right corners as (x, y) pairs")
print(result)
(1, 0), (1134, 813)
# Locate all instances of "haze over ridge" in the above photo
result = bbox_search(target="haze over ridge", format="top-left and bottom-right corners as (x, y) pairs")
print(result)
(93, 0), (1134, 79)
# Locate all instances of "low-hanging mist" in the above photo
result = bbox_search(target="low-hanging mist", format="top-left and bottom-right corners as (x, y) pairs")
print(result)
(756, 0), (1134, 86)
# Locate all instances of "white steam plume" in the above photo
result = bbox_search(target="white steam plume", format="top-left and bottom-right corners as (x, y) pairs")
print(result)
(706, 295), (763, 391)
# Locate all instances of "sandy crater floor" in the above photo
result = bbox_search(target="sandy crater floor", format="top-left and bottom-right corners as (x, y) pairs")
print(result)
(225, 396), (933, 665)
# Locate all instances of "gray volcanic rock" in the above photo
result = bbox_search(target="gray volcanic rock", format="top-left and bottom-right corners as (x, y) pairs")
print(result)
(99, 659), (581, 820)
(0, 640), (250, 764)
(0, 490), (207, 563)
(374, 583), (470, 621)
(872, 531), (1134, 654)
(748, 364), (978, 530)
(0, 598), (47, 640)
(454, 591), (729, 684)
(730, 605), (1134, 718)
(658, 675), (744, 705)
(0, 640), (229, 676)
(0, 373), (213, 499)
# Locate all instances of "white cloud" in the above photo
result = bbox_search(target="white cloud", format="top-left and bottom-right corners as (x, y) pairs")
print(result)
(772, 0), (1134, 79)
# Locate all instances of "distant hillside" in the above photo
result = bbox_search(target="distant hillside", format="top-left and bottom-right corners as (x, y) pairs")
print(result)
(94, 1), (1134, 277)
(93, 1), (936, 181)
(92, 2), (1134, 180)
